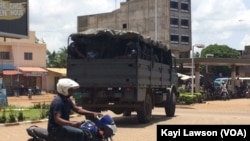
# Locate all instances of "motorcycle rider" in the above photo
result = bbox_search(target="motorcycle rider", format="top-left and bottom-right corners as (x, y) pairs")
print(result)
(47, 78), (102, 141)
(220, 81), (229, 98)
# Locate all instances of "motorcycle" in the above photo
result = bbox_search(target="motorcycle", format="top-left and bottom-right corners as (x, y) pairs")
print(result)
(26, 114), (117, 141)
(27, 88), (33, 99)
(220, 88), (230, 100)
(237, 86), (249, 98)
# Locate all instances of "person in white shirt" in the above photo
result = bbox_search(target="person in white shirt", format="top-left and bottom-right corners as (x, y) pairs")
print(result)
(220, 81), (228, 95)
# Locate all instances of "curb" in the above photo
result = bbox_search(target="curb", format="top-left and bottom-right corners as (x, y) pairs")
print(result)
(0, 114), (81, 127)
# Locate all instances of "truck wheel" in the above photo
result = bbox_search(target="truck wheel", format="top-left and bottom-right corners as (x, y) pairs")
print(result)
(136, 94), (152, 124)
(165, 90), (176, 117)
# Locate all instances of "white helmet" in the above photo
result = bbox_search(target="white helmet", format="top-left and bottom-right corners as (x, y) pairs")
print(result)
(56, 78), (79, 96)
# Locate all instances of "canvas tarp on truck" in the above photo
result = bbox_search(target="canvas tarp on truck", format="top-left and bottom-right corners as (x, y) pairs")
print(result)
(69, 28), (170, 52)
(68, 28), (172, 65)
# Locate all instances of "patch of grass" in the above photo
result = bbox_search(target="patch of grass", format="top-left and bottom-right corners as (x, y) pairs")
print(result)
(21, 109), (46, 121)
(0, 103), (50, 123)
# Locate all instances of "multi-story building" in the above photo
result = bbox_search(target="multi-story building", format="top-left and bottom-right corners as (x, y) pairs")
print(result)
(77, 0), (191, 58)
(0, 31), (47, 95)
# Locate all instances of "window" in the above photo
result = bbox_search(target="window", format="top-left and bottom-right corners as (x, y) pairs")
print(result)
(181, 18), (189, 28)
(170, 16), (179, 27)
(170, 1), (178, 11)
(123, 24), (127, 29)
(0, 52), (10, 59)
(181, 2), (189, 12)
(181, 35), (189, 44)
(24, 52), (33, 60)
(170, 34), (179, 44)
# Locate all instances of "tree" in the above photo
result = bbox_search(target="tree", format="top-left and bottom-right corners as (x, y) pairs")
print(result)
(200, 44), (240, 77)
(56, 47), (67, 68)
(36, 36), (67, 67)
(201, 44), (240, 58)
(46, 47), (67, 68)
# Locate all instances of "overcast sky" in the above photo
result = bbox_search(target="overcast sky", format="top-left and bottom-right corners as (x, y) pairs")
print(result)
(29, 0), (250, 52)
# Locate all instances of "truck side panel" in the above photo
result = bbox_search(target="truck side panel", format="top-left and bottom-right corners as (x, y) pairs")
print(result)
(67, 59), (137, 87)
(137, 59), (170, 88)
(151, 62), (171, 87)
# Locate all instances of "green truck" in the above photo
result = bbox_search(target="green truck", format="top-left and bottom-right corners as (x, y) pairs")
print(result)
(67, 28), (179, 123)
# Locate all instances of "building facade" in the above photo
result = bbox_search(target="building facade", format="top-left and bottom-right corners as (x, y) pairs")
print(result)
(0, 31), (47, 96)
(46, 68), (66, 93)
(77, 0), (191, 58)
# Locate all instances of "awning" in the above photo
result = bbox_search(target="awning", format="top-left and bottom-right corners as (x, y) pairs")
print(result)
(177, 73), (203, 80)
(46, 68), (66, 76)
(177, 73), (192, 80)
(3, 70), (22, 75)
(18, 67), (48, 76)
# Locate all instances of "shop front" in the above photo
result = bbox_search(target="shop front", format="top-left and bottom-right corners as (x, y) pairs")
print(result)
(1, 64), (21, 96)
(17, 67), (48, 94)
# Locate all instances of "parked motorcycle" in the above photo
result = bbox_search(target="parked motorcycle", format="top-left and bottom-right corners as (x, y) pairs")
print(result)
(26, 114), (117, 141)
(237, 86), (249, 98)
(241, 87), (249, 98)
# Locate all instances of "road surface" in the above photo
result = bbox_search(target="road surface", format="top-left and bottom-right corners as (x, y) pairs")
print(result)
(1, 94), (250, 141)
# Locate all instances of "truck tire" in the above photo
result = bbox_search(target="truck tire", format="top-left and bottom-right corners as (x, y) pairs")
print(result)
(165, 90), (176, 117)
(136, 94), (152, 124)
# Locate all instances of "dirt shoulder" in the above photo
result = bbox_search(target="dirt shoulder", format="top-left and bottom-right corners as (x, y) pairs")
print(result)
(7, 93), (56, 107)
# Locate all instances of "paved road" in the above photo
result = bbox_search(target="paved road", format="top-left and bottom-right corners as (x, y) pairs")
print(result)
(1, 96), (250, 141)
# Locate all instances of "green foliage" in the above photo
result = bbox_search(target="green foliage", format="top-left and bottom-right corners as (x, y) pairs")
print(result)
(0, 103), (51, 123)
(32, 102), (50, 119)
(40, 108), (49, 119)
(201, 44), (240, 58)
(178, 93), (202, 104)
(0, 109), (6, 123)
(193, 93), (203, 103)
(32, 102), (50, 109)
(200, 44), (240, 76)
(178, 87), (185, 93)
(23, 109), (44, 121)
(17, 110), (25, 122)
(8, 109), (16, 123)
(46, 47), (67, 68)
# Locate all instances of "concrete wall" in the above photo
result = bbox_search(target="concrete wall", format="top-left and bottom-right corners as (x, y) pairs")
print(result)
(77, 0), (191, 58)
(46, 72), (62, 93)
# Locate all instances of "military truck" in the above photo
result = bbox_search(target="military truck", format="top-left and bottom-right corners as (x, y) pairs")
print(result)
(67, 28), (179, 123)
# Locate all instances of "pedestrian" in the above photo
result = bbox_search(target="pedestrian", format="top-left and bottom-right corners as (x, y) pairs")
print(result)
(235, 76), (241, 94)
(47, 78), (102, 141)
